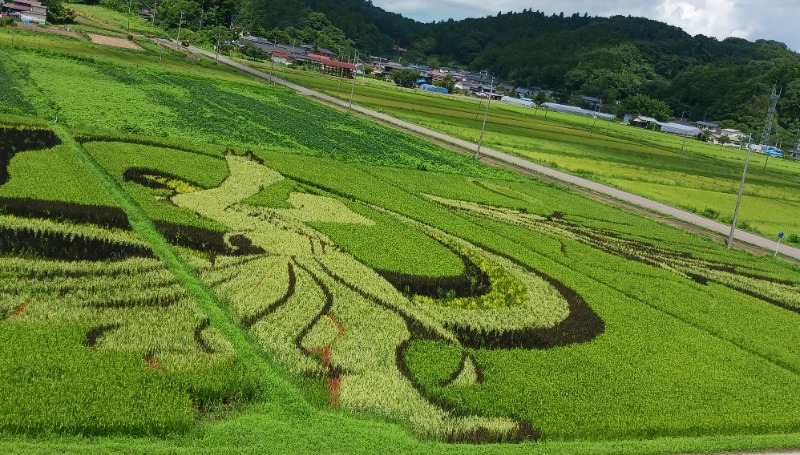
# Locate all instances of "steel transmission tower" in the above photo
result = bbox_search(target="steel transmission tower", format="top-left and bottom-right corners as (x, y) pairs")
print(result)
(759, 85), (781, 148)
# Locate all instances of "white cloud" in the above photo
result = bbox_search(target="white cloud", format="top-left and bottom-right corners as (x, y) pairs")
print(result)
(370, 0), (800, 50)
(652, 0), (755, 39)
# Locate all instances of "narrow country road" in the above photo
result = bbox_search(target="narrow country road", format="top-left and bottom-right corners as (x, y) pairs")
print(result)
(183, 43), (800, 261)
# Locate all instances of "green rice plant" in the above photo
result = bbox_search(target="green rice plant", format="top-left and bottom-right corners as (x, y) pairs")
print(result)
(0, 214), (150, 260)
(312, 200), (466, 280)
(0, 321), (194, 436)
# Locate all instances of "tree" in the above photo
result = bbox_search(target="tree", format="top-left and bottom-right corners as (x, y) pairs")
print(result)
(564, 43), (657, 102)
(43, 0), (74, 23)
(392, 69), (419, 88)
(436, 75), (455, 93)
(534, 90), (548, 106)
(617, 94), (672, 121)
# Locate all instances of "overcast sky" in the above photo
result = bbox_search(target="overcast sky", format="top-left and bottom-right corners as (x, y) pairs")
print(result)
(372, 0), (799, 51)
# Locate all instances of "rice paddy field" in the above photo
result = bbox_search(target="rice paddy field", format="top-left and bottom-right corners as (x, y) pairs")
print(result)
(280, 68), (800, 243)
(1, 15), (800, 454)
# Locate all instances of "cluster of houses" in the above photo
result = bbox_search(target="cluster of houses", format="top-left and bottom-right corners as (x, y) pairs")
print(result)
(242, 36), (358, 77)
(242, 35), (524, 97)
(0, 0), (47, 24)
(625, 116), (800, 159)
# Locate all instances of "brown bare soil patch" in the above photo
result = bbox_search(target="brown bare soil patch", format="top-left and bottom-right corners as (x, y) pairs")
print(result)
(10, 23), (82, 39)
(145, 353), (162, 370)
(88, 33), (143, 51)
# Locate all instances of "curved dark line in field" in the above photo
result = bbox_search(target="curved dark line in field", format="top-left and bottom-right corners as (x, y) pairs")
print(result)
(285, 176), (491, 299)
(18, 262), (164, 280)
(396, 339), (538, 443)
(375, 237), (490, 299)
(470, 180), (527, 205)
(194, 318), (215, 354)
(76, 135), (214, 156)
(0, 127), (61, 186)
(453, 243), (605, 350)
(313, 257), (536, 442)
(395, 339), (462, 416)
(0, 225), (153, 261)
(86, 292), (184, 309)
(441, 352), (469, 387)
(718, 282), (800, 315)
(84, 323), (122, 347)
(242, 262), (297, 328)
(686, 273), (709, 285)
(440, 352), (484, 387)
(556, 220), (800, 313)
(0, 197), (131, 230)
(292, 260), (335, 362)
(313, 258), (446, 341)
(123, 168), (207, 196)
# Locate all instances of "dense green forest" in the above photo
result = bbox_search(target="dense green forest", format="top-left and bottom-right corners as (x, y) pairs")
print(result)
(83, 0), (800, 145)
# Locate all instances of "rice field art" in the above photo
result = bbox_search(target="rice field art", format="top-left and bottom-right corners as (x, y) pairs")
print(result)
(2, 30), (800, 453)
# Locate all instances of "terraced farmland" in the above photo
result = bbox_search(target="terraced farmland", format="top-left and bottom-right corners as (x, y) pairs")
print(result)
(1, 21), (800, 454)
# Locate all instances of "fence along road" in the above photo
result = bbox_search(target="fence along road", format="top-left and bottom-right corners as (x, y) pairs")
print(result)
(183, 42), (800, 261)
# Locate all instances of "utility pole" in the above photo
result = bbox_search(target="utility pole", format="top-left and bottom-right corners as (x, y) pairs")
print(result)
(127, 0), (132, 33)
(728, 86), (781, 249)
(727, 134), (753, 249)
(475, 74), (494, 159)
(215, 26), (222, 62)
(589, 105), (599, 138)
(269, 38), (276, 85)
(336, 46), (344, 96)
(175, 10), (184, 49)
(347, 50), (358, 113)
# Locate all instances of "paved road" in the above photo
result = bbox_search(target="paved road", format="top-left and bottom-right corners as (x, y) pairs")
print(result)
(185, 44), (800, 261)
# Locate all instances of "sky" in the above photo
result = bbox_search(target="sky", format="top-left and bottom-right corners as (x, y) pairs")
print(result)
(371, 0), (799, 52)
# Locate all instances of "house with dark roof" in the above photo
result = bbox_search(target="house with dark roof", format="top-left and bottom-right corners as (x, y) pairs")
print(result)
(695, 121), (720, 131)
(1, 0), (46, 24)
(630, 115), (660, 129)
